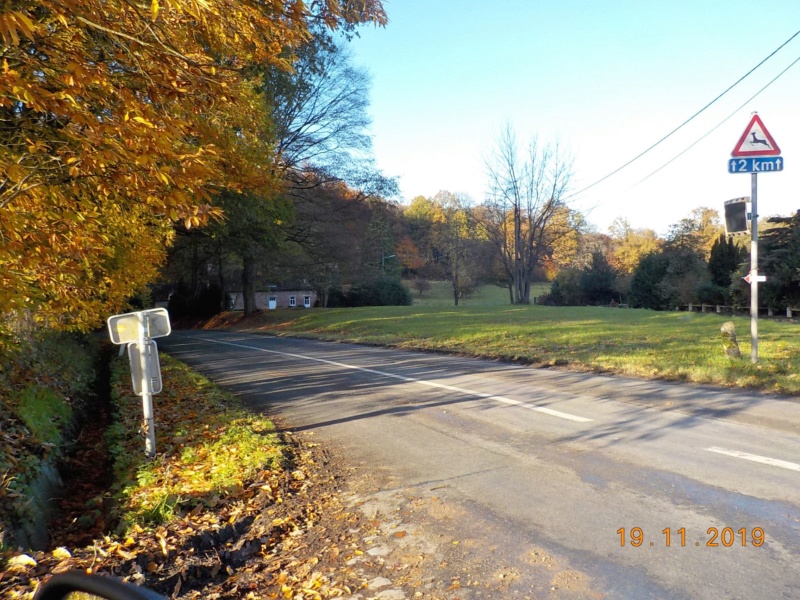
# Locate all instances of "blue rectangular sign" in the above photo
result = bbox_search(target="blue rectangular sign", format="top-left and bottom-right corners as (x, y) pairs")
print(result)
(728, 156), (784, 173)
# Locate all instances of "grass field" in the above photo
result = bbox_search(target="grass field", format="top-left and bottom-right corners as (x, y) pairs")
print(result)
(407, 280), (551, 306)
(208, 304), (800, 395)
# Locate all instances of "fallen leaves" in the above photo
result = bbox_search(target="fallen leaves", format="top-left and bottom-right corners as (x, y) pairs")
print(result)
(7, 554), (38, 569)
(2, 438), (375, 599)
(0, 354), (378, 599)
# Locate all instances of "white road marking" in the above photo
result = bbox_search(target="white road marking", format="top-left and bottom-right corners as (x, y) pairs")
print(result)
(196, 337), (593, 423)
(705, 446), (800, 472)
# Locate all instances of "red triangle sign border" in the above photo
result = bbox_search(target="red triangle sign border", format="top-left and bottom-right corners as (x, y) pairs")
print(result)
(731, 114), (781, 157)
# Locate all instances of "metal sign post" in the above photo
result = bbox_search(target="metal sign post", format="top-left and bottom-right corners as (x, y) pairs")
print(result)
(136, 312), (156, 457)
(749, 173), (759, 364)
(728, 112), (782, 364)
(107, 308), (171, 458)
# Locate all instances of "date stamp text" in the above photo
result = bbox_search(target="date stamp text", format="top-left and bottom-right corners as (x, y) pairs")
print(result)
(617, 527), (764, 547)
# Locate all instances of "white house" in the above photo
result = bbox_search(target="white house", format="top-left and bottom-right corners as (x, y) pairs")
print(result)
(228, 290), (317, 311)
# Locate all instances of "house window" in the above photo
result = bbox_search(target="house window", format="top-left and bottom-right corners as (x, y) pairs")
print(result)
(289, 296), (296, 307)
(303, 295), (311, 308)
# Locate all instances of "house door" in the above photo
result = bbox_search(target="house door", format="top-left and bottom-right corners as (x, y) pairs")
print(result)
(268, 296), (277, 310)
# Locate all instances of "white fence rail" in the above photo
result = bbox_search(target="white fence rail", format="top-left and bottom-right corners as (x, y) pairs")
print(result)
(681, 303), (800, 318)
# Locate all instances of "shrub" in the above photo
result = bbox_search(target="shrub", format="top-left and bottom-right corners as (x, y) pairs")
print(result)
(325, 287), (347, 308)
(546, 269), (583, 306)
(341, 278), (412, 307)
(411, 278), (432, 297)
(695, 282), (729, 306)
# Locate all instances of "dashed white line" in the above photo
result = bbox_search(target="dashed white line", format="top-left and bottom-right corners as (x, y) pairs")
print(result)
(197, 337), (593, 423)
(705, 446), (800, 472)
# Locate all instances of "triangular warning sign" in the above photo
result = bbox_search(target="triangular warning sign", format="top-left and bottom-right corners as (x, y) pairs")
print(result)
(731, 114), (781, 157)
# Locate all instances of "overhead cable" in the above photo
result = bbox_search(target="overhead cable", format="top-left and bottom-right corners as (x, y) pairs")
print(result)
(566, 28), (800, 200)
(635, 53), (800, 185)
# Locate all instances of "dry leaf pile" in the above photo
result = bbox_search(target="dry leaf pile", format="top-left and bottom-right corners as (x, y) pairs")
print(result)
(1, 354), (378, 599)
(2, 438), (379, 599)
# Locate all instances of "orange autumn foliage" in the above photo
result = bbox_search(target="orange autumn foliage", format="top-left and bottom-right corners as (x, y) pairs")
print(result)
(0, 0), (387, 333)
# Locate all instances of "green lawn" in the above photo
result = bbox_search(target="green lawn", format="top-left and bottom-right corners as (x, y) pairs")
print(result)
(210, 304), (800, 395)
(407, 280), (551, 306)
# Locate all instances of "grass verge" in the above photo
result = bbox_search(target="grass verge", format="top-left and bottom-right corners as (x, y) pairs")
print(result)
(205, 304), (800, 395)
(407, 280), (550, 306)
(107, 352), (285, 530)
(0, 331), (99, 552)
(4, 352), (373, 599)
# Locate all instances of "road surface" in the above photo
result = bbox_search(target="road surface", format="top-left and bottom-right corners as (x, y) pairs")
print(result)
(159, 330), (800, 599)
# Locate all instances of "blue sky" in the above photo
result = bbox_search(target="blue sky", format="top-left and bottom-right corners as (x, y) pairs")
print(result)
(348, 1), (800, 234)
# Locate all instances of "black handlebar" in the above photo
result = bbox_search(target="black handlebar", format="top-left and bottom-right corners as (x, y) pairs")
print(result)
(33, 571), (166, 600)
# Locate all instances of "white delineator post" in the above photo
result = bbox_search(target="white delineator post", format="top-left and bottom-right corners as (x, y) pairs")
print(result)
(107, 307), (170, 458)
(137, 312), (157, 458)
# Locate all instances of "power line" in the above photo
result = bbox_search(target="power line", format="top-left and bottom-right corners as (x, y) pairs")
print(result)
(566, 28), (800, 200)
(635, 53), (800, 185)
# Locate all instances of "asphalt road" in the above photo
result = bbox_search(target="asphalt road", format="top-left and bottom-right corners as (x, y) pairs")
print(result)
(159, 330), (800, 599)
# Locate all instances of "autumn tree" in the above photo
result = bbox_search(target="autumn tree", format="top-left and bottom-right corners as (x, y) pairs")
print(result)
(0, 0), (387, 336)
(537, 207), (587, 279)
(434, 191), (474, 305)
(395, 236), (426, 275)
(403, 196), (446, 278)
(264, 29), (376, 186)
(608, 217), (662, 275)
(220, 29), (393, 314)
(480, 125), (574, 304)
(281, 180), (375, 308)
(665, 207), (723, 259)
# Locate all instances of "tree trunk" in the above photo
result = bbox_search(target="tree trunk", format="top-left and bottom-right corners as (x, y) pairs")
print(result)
(191, 240), (198, 296)
(513, 206), (522, 303)
(217, 250), (227, 312)
(315, 282), (329, 308)
(521, 272), (531, 304)
(242, 252), (257, 316)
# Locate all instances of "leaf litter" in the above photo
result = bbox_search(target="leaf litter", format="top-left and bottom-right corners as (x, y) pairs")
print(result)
(0, 354), (379, 599)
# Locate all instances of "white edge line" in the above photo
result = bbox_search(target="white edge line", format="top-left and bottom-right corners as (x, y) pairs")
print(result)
(195, 337), (593, 423)
(706, 446), (800, 472)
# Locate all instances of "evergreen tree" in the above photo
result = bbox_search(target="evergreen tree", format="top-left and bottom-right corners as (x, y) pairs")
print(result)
(629, 252), (672, 310)
(708, 234), (745, 287)
(580, 252), (617, 305)
(760, 212), (800, 308)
